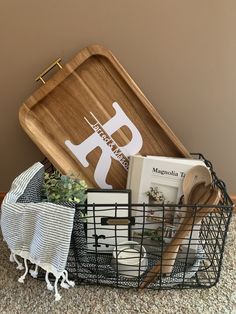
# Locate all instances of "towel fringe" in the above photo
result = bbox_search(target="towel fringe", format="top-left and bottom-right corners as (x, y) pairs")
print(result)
(18, 258), (28, 283)
(13, 253), (24, 270)
(54, 277), (61, 301)
(60, 272), (70, 289)
(45, 271), (54, 291)
(64, 270), (75, 287)
(30, 264), (39, 278)
(11, 255), (74, 302)
(9, 252), (14, 262)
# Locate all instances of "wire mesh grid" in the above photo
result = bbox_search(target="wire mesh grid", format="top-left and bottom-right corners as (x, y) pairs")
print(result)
(42, 154), (234, 290)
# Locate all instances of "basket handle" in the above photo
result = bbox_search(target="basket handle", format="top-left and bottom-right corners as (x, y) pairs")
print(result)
(35, 58), (62, 84)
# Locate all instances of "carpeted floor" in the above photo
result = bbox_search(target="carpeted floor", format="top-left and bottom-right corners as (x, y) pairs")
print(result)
(0, 216), (235, 314)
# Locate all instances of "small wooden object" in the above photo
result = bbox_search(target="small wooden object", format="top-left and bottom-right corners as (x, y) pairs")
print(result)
(182, 165), (212, 203)
(19, 45), (190, 189)
(181, 165), (213, 221)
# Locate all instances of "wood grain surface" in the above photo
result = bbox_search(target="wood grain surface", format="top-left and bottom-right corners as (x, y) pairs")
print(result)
(19, 45), (191, 189)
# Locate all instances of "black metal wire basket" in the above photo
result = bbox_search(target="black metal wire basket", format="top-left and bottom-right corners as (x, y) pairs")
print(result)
(43, 154), (234, 290)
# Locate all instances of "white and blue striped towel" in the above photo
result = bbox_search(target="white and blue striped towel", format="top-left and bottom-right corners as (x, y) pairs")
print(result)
(0, 162), (75, 301)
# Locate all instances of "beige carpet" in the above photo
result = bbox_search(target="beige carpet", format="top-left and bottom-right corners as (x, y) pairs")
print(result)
(0, 216), (235, 314)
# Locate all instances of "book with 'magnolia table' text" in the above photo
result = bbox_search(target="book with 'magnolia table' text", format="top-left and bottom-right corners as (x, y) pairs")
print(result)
(126, 155), (206, 256)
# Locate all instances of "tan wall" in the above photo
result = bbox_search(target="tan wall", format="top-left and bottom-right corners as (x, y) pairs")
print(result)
(0, 0), (235, 193)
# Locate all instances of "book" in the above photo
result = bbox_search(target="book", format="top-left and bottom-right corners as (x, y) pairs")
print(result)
(126, 155), (207, 256)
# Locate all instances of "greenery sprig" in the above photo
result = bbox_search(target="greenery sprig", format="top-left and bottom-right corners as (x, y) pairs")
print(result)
(42, 170), (87, 204)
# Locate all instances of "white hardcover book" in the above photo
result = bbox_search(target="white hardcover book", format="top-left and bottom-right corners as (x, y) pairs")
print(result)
(127, 155), (206, 255)
(146, 155), (204, 165)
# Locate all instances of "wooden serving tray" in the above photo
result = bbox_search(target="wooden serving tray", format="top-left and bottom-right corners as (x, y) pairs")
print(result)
(19, 45), (190, 189)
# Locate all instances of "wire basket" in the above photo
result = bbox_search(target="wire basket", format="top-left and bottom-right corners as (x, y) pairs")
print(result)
(43, 154), (234, 290)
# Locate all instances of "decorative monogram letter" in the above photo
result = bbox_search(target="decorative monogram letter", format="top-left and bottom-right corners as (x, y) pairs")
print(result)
(65, 102), (143, 188)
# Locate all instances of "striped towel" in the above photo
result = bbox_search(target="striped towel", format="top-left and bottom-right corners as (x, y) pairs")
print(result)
(0, 162), (75, 301)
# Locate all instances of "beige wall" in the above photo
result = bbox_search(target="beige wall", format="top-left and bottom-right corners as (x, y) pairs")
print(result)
(0, 0), (235, 193)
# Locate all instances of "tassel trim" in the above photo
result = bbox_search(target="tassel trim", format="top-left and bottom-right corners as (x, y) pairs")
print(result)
(10, 251), (74, 301)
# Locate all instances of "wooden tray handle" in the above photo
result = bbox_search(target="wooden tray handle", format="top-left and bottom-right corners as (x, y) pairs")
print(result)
(35, 58), (62, 84)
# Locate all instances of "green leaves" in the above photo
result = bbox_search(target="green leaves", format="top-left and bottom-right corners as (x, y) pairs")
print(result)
(41, 170), (87, 204)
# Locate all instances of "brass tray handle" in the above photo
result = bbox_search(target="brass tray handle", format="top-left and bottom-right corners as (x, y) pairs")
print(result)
(35, 58), (62, 84)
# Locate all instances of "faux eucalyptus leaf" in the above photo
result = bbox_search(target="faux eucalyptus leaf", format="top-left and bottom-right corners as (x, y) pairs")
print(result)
(42, 169), (87, 204)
